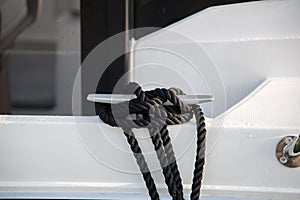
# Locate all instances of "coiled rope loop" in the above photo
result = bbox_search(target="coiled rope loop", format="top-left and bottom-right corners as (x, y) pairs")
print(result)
(96, 82), (206, 200)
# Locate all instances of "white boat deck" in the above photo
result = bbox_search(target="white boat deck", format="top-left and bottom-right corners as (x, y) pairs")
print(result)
(1, 79), (300, 199)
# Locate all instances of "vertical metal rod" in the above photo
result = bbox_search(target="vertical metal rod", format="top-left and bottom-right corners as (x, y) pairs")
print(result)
(125, 0), (134, 83)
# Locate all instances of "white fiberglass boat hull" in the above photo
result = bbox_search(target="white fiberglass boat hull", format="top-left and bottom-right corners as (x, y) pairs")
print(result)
(1, 79), (300, 199)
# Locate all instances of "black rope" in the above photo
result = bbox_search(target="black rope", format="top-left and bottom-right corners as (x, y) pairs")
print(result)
(190, 105), (206, 200)
(96, 82), (206, 200)
(123, 128), (160, 200)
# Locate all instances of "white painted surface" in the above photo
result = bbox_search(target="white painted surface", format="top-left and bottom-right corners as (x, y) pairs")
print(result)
(224, 79), (300, 128)
(0, 79), (300, 199)
(134, 0), (300, 117)
(168, 0), (300, 42)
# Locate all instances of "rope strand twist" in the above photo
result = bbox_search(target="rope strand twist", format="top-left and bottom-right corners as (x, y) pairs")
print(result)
(96, 82), (206, 200)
